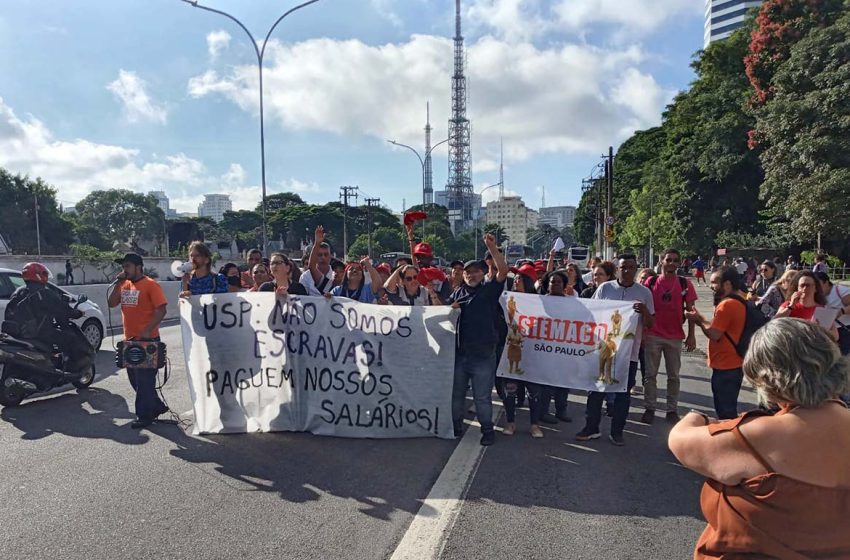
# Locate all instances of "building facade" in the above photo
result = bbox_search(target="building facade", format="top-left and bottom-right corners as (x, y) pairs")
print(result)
(198, 194), (232, 223)
(704, 0), (763, 47)
(539, 205), (576, 229)
(484, 196), (534, 245)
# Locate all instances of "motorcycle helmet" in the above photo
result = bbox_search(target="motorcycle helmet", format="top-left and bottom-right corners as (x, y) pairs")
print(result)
(21, 262), (50, 284)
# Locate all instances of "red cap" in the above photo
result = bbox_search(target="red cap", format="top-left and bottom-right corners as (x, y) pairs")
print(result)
(510, 263), (537, 281)
(404, 210), (428, 226)
(413, 242), (433, 257)
(417, 266), (446, 286)
(376, 263), (392, 276)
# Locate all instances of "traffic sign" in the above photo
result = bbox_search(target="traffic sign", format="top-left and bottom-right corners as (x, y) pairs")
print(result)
(606, 215), (615, 226)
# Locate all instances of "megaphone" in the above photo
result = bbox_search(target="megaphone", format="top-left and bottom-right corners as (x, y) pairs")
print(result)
(171, 260), (193, 277)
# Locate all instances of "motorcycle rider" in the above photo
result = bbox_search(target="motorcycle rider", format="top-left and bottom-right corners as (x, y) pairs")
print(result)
(3, 262), (92, 372)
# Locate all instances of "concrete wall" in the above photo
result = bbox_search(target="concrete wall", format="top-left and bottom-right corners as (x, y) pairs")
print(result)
(57, 281), (182, 329)
(0, 255), (188, 284)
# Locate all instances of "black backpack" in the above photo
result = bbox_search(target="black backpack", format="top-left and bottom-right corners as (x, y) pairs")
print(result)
(647, 275), (689, 323)
(723, 294), (769, 357)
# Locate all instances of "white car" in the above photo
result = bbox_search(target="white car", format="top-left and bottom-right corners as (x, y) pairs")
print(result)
(0, 268), (105, 350)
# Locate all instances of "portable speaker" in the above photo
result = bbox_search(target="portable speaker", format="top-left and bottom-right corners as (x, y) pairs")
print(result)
(116, 340), (166, 370)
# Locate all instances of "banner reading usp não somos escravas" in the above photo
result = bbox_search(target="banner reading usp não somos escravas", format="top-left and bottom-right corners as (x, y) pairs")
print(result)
(497, 292), (639, 392)
(179, 293), (457, 438)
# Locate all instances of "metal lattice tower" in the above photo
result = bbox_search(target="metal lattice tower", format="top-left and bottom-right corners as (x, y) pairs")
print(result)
(499, 137), (504, 200)
(446, 0), (473, 234)
(424, 102), (433, 206)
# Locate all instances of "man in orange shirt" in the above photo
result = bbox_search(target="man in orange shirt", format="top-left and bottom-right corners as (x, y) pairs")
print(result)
(107, 253), (169, 429)
(685, 266), (746, 419)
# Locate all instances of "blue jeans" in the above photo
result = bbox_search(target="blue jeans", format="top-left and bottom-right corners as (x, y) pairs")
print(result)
(711, 368), (743, 419)
(452, 350), (496, 433)
(584, 361), (638, 437)
(127, 368), (166, 421)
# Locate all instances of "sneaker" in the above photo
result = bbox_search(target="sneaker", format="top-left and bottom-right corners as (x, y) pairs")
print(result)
(666, 411), (681, 424)
(530, 425), (544, 439)
(555, 411), (572, 423)
(640, 410), (655, 424)
(609, 433), (625, 446)
(502, 422), (516, 436)
(540, 413), (559, 425)
(631, 386), (644, 396)
(575, 427), (601, 441)
(480, 430), (495, 446)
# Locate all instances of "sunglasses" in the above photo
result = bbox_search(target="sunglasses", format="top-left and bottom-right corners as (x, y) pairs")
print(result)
(252, 269), (268, 275)
(403, 276), (417, 281)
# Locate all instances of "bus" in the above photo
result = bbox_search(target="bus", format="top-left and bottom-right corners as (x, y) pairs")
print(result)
(506, 244), (524, 263)
(379, 252), (412, 266)
(567, 245), (589, 267)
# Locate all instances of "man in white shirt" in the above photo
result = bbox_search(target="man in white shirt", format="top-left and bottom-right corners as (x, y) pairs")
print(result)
(734, 258), (748, 276)
(300, 226), (335, 296)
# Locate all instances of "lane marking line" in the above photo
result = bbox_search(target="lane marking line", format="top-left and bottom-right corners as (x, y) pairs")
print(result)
(390, 408), (501, 560)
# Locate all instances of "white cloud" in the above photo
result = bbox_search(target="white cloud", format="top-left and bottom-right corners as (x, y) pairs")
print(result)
(552, 0), (703, 37)
(370, 0), (404, 27)
(467, 0), (550, 43)
(187, 34), (666, 170)
(106, 70), (168, 125)
(206, 30), (231, 59)
(0, 97), (315, 213)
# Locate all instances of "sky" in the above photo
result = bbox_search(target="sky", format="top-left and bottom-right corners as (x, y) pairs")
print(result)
(0, 0), (705, 216)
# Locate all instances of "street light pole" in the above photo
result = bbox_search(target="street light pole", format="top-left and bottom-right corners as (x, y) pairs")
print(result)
(33, 193), (41, 258)
(386, 137), (449, 239)
(181, 0), (321, 257)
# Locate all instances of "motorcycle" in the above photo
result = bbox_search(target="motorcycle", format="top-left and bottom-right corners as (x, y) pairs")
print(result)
(0, 294), (96, 407)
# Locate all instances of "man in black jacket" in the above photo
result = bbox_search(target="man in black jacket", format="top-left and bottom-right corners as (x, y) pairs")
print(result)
(4, 262), (91, 371)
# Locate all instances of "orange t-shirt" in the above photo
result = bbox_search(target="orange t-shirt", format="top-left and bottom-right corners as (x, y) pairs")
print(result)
(119, 277), (168, 339)
(707, 298), (746, 370)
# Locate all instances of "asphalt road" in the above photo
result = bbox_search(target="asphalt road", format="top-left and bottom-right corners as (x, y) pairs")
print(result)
(0, 285), (757, 560)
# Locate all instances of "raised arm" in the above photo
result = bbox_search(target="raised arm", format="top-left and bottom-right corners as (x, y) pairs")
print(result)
(547, 249), (555, 273)
(405, 223), (417, 258)
(362, 257), (382, 295)
(308, 225), (324, 284)
(384, 265), (403, 294)
(484, 234), (509, 282)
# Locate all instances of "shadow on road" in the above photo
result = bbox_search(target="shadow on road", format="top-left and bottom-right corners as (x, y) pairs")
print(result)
(0, 387), (149, 444)
(155, 425), (455, 521)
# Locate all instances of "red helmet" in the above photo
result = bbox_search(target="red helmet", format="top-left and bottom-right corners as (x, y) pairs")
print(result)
(21, 262), (50, 284)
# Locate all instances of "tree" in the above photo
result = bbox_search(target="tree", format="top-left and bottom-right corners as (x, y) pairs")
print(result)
(482, 223), (506, 245)
(745, 0), (845, 105)
(261, 193), (305, 214)
(757, 8), (850, 240)
(0, 168), (74, 254)
(75, 189), (166, 251)
(220, 210), (262, 250)
(346, 234), (382, 260)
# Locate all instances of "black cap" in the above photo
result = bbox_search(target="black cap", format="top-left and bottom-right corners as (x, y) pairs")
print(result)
(114, 252), (143, 266)
(450, 260), (464, 268)
(463, 259), (486, 272)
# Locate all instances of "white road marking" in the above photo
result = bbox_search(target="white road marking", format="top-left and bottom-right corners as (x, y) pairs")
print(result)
(390, 408), (501, 560)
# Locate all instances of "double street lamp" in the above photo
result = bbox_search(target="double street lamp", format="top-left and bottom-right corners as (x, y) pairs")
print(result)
(180, 0), (321, 256)
(386, 137), (449, 238)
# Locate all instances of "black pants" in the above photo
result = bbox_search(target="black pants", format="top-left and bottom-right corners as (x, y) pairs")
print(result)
(711, 368), (744, 419)
(128, 368), (166, 421)
(584, 361), (638, 437)
(42, 326), (92, 372)
(497, 379), (544, 424)
(541, 385), (570, 416)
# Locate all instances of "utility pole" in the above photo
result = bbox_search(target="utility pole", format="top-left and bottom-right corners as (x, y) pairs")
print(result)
(365, 197), (380, 259)
(607, 146), (614, 261)
(339, 185), (358, 260)
(34, 193), (42, 258)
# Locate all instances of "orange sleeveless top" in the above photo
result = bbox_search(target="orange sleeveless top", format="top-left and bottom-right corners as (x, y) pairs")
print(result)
(696, 408), (850, 560)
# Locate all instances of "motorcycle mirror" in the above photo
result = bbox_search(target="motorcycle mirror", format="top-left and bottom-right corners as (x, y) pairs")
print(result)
(77, 294), (88, 304)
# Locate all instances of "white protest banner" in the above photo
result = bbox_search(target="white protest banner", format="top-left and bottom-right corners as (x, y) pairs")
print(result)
(179, 293), (457, 438)
(497, 292), (639, 392)
(552, 237), (565, 252)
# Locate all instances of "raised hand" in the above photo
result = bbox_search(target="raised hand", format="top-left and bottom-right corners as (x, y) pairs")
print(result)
(314, 225), (325, 243)
(483, 233), (497, 246)
(360, 256), (372, 268)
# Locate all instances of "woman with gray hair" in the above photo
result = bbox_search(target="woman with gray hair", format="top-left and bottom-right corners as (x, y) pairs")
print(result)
(668, 318), (850, 559)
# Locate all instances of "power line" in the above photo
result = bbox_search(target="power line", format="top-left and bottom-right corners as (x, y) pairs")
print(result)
(365, 197), (381, 258)
(339, 185), (359, 260)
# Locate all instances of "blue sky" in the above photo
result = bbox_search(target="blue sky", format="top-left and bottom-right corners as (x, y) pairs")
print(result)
(0, 0), (704, 215)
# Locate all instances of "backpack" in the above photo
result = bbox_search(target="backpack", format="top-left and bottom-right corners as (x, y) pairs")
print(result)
(648, 275), (689, 323)
(723, 294), (769, 358)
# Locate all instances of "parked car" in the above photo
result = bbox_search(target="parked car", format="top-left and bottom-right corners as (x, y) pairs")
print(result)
(0, 267), (105, 350)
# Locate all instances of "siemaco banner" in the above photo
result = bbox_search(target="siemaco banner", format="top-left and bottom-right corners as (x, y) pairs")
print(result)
(179, 293), (457, 438)
(497, 293), (639, 392)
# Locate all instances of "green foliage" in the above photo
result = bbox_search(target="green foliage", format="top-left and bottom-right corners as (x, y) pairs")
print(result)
(70, 243), (120, 283)
(261, 193), (305, 214)
(75, 189), (165, 250)
(482, 223), (506, 245)
(800, 250), (843, 268)
(0, 168), (75, 254)
(757, 8), (850, 240)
